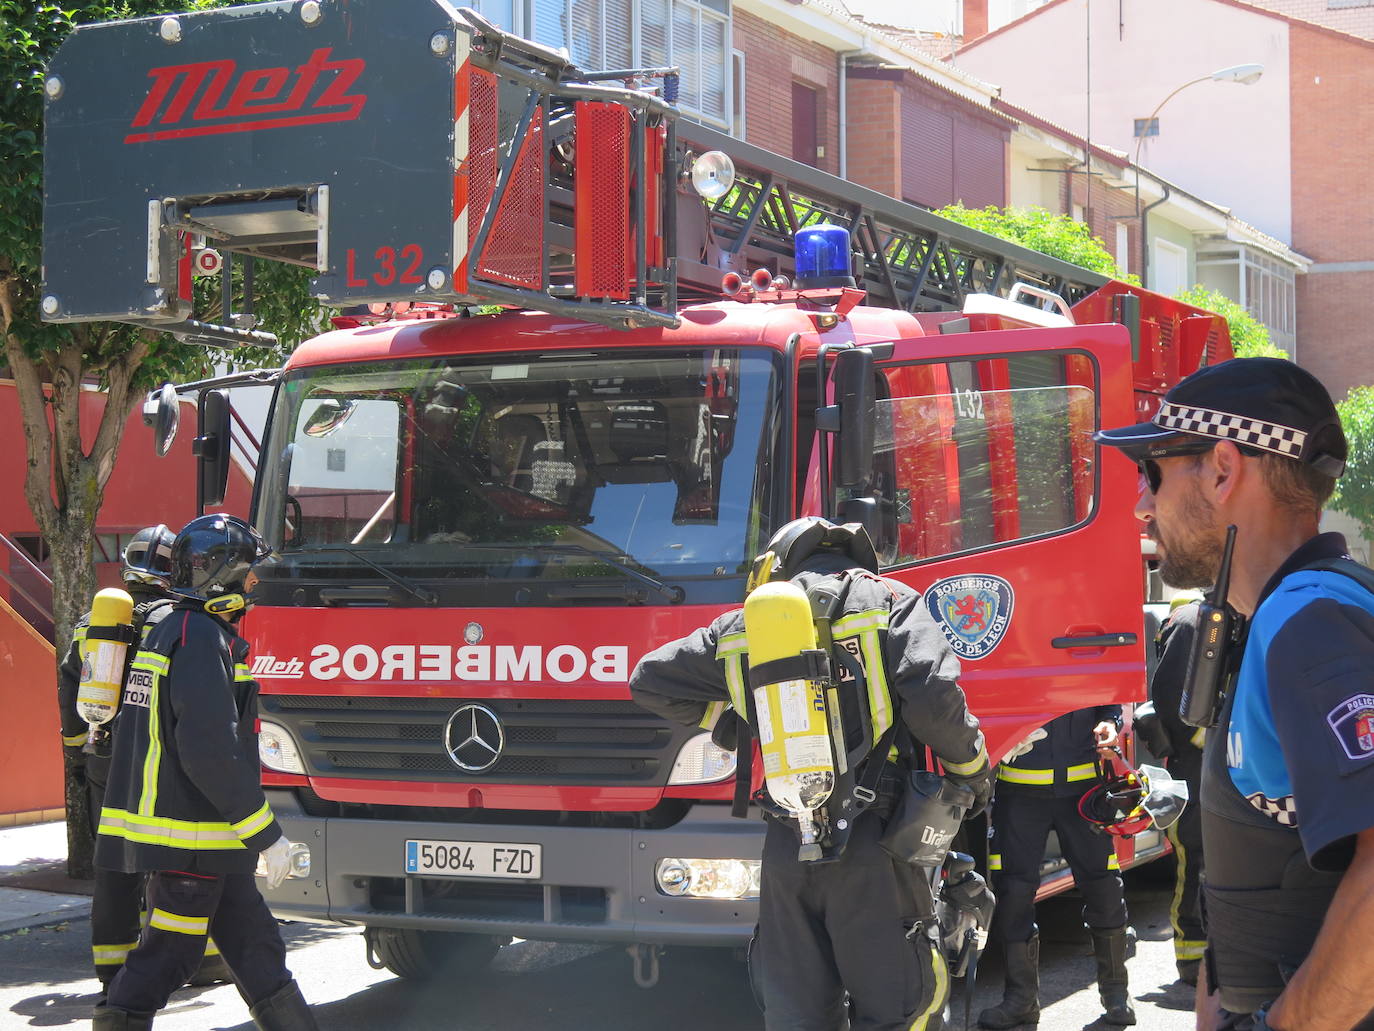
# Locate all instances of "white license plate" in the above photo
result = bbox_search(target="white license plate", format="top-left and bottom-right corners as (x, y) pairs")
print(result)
(404, 839), (542, 880)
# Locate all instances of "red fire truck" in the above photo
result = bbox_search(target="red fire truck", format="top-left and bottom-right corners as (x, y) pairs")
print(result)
(42, 0), (1229, 984)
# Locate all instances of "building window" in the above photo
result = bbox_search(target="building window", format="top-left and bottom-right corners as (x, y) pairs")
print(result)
(1152, 238), (1188, 297)
(731, 49), (746, 138)
(532, 0), (730, 127)
(1133, 117), (1159, 139)
(1116, 224), (1130, 273)
(1071, 203), (1085, 223)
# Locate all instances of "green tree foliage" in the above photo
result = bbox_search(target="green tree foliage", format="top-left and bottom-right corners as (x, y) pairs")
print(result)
(1171, 285), (1287, 360)
(1330, 386), (1374, 539)
(934, 204), (1136, 282)
(3, 1), (319, 873)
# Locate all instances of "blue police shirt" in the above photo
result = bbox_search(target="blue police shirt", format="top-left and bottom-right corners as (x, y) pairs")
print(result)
(1228, 533), (1374, 870)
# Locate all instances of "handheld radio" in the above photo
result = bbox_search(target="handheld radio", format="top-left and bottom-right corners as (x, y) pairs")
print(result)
(1179, 525), (1245, 728)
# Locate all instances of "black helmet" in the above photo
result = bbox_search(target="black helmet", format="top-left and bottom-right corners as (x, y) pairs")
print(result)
(1078, 754), (1189, 838)
(747, 517), (879, 591)
(170, 515), (270, 606)
(122, 524), (176, 589)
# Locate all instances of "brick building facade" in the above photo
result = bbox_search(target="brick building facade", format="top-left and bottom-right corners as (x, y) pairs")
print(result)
(1244, 0), (1374, 39)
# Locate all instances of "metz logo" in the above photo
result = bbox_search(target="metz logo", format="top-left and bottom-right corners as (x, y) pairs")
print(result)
(251, 655), (306, 680)
(125, 47), (367, 144)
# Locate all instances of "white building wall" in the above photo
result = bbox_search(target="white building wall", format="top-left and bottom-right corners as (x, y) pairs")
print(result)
(954, 0), (1293, 243)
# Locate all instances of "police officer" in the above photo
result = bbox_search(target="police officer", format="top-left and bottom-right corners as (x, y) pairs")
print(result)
(57, 526), (231, 996)
(979, 707), (1135, 1027)
(630, 518), (993, 1031)
(94, 515), (316, 1031)
(1145, 595), (1207, 985)
(1097, 357), (1374, 1031)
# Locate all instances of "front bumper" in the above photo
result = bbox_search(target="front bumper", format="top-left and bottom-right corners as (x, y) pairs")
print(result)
(259, 790), (764, 946)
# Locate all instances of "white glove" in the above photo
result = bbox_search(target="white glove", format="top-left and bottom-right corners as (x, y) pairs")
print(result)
(1005, 728), (1048, 762)
(260, 835), (292, 890)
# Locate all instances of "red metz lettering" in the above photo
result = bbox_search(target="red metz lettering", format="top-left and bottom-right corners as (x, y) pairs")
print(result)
(125, 48), (367, 144)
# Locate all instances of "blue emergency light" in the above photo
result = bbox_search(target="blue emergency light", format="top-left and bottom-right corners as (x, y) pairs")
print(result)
(794, 224), (856, 290)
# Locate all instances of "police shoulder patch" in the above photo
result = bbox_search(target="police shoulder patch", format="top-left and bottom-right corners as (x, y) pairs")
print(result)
(923, 574), (1014, 660)
(1327, 694), (1374, 761)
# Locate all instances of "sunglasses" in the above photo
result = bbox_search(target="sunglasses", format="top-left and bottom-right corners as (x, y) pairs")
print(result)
(1138, 438), (1262, 494)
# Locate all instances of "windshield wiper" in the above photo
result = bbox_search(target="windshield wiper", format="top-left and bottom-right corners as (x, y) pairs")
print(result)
(311, 545), (438, 606)
(522, 544), (685, 604)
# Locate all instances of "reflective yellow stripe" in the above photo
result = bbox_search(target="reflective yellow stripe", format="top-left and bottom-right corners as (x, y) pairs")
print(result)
(1175, 940), (1207, 961)
(1190, 727), (1207, 750)
(1107, 852), (1121, 871)
(854, 626), (893, 740)
(99, 807), (246, 851)
(137, 662), (164, 818)
(716, 631), (749, 658)
(908, 940), (949, 1030)
(988, 853), (1002, 871)
(149, 909), (209, 936)
(944, 744), (989, 777)
(204, 938), (221, 957)
(997, 765), (1054, 785)
(234, 662), (253, 683)
(93, 942), (138, 965)
(830, 610), (890, 637)
(232, 801), (275, 841)
(131, 650), (170, 675)
(63, 732), (89, 747)
(1066, 763), (1097, 782)
(720, 649), (749, 716)
(75, 627), (88, 642)
(698, 700), (726, 731)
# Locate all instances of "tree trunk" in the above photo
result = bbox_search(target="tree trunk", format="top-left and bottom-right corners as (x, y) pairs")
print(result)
(50, 523), (98, 877)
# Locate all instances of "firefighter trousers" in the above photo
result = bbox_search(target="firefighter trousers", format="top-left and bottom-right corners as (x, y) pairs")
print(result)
(1166, 751), (1205, 971)
(989, 790), (1127, 943)
(753, 811), (946, 1031)
(105, 870), (289, 1014)
(87, 779), (221, 987)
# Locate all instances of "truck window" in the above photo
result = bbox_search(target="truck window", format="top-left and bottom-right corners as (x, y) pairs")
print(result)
(254, 349), (782, 599)
(876, 352), (1095, 566)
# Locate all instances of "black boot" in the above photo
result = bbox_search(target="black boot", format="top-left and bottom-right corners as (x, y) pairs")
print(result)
(249, 980), (320, 1031)
(93, 1006), (155, 1030)
(1090, 926), (1136, 1026)
(977, 934), (1040, 1028)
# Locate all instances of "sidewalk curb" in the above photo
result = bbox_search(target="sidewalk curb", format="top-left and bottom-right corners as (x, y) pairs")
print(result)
(0, 887), (91, 934)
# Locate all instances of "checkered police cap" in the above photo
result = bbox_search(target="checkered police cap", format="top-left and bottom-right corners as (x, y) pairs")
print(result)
(1094, 357), (1347, 477)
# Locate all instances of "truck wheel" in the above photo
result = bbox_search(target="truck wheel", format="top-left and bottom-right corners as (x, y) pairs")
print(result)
(365, 927), (507, 981)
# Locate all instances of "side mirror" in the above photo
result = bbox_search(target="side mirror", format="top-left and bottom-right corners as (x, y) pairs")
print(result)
(143, 382), (180, 457)
(195, 389), (233, 511)
(833, 348), (876, 490)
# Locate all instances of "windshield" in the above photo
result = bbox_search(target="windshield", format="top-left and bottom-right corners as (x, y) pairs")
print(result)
(254, 348), (781, 603)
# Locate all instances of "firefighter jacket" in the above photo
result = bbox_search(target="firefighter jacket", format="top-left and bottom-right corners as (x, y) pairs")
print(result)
(1150, 602), (1207, 758)
(996, 706), (1122, 797)
(629, 557), (991, 793)
(95, 603), (282, 875)
(57, 588), (174, 786)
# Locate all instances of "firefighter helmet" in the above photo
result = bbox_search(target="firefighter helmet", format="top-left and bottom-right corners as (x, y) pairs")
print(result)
(1078, 754), (1189, 837)
(747, 517), (879, 592)
(122, 524), (176, 589)
(170, 515), (271, 607)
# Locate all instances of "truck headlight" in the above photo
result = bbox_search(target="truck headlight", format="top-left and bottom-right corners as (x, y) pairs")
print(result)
(655, 857), (761, 899)
(259, 720), (306, 774)
(667, 732), (736, 785)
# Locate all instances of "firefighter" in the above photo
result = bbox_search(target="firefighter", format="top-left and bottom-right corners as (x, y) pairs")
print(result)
(630, 517), (992, 1031)
(93, 515), (317, 1031)
(979, 708), (1135, 1028)
(57, 526), (231, 997)
(1149, 594), (1207, 985)
(1099, 357), (1374, 1031)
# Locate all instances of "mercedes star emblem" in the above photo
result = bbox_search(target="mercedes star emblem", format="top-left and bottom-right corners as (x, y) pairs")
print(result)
(443, 703), (505, 773)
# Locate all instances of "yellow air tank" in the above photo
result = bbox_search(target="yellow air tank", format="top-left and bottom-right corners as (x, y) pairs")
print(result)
(744, 579), (835, 860)
(77, 588), (135, 740)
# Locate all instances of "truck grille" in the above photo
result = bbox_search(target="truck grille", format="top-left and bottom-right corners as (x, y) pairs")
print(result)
(261, 695), (696, 786)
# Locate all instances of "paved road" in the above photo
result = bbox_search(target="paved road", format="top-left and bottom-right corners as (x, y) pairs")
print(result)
(0, 869), (1197, 1030)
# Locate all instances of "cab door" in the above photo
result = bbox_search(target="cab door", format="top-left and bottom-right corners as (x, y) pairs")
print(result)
(864, 324), (1144, 765)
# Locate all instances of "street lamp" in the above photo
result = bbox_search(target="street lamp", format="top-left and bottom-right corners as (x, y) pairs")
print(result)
(1133, 63), (1263, 287)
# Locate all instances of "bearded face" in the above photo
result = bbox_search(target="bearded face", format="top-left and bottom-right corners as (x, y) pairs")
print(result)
(1151, 461), (1226, 590)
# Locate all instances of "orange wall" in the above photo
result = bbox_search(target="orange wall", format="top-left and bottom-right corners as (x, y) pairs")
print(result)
(0, 595), (62, 817)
